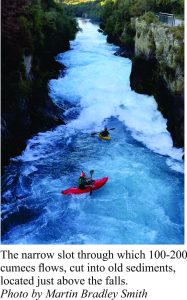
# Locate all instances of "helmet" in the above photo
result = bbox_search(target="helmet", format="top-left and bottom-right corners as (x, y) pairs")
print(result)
(104, 127), (107, 130)
(80, 171), (85, 177)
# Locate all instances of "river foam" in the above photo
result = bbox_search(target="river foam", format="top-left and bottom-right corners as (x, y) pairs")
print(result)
(49, 20), (183, 169)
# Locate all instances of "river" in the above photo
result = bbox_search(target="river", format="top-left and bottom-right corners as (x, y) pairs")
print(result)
(1, 19), (184, 244)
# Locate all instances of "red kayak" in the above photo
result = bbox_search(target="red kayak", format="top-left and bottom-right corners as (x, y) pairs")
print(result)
(62, 177), (108, 195)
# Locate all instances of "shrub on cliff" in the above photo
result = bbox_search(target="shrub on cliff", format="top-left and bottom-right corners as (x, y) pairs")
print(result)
(139, 12), (159, 24)
(170, 24), (184, 40)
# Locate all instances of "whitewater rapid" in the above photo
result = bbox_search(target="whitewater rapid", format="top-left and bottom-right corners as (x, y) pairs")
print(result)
(1, 19), (184, 244)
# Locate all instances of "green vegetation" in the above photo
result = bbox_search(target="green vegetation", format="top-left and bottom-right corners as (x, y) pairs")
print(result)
(61, 0), (184, 44)
(175, 43), (184, 67)
(1, 0), (78, 164)
(170, 23), (184, 40)
(170, 25), (184, 68)
(101, 0), (135, 45)
(100, 0), (184, 46)
(64, 0), (96, 4)
(138, 11), (159, 24)
(2, 0), (78, 107)
(63, 0), (102, 20)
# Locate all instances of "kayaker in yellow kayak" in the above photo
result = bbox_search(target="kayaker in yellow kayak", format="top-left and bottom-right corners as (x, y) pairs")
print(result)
(91, 127), (114, 140)
(100, 127), (110, 138)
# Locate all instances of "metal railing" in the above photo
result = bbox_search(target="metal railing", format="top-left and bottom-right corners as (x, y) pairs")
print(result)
(156, 12), (175, 27)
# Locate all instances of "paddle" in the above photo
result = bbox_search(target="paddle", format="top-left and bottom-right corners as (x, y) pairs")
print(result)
(91, 128), (115, 136)
(89, 170), (94, 195)
(90, 169), (94, 178)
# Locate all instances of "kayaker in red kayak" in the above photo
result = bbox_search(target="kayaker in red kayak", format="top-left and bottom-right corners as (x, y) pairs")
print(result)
(62, 176), (108, 195)
(78, 171), (94, 190)
(100, 127), (109, 137)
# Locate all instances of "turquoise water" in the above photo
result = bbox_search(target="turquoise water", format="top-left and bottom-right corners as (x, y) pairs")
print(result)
(1, 19), (184, 244)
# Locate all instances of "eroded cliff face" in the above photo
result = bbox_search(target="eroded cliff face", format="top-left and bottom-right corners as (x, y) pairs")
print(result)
(135, 19), (184, 94)
(130, 18), (184, 148)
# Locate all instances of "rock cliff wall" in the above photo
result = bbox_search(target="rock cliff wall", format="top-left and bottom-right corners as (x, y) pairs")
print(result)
(130, 18), (184, 148)
(135, 19), (184, 94)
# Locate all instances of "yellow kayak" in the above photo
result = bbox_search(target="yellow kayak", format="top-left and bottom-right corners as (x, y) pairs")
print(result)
(98, 133), (111, 141)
